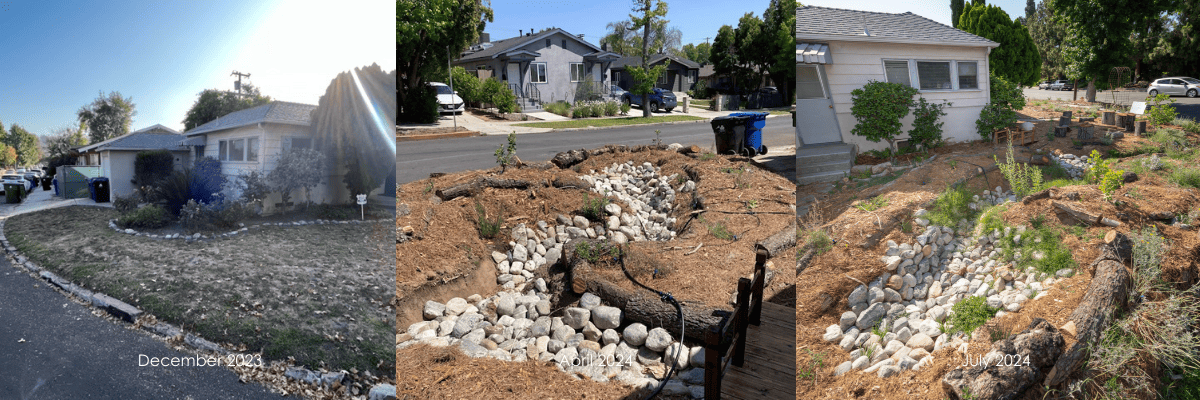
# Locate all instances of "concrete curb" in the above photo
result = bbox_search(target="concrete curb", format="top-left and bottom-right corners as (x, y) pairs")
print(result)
(0, 219), (393, 396)
(482, 113), (788, 135)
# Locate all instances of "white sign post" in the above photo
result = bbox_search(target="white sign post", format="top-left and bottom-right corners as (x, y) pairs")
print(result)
(356, 194), (367, 220)
(1130, 101), (1147, 115)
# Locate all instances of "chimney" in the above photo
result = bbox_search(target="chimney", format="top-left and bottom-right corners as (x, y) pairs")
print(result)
(529, 28), (533, 36)
(479, 32), (490, 44)
(578, 34), (584, 38)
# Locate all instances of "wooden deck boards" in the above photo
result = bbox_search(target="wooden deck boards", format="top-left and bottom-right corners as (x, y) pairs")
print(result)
(719, 302), (796, 400)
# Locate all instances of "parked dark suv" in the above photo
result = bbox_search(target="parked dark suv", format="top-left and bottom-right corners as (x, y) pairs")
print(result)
(622, 88), (677, 113)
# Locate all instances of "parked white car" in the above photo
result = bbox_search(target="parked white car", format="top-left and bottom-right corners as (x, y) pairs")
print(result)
(430, 82), (464, 114)
(0, 174), (32, 195)
(1148, 77), (1200, 98)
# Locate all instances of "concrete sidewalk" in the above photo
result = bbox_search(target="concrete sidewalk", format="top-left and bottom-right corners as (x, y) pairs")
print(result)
(0, 185), (112, 219)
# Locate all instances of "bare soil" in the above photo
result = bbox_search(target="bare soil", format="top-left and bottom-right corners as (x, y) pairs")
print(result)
(796, 109), (1200, 399)
(6, 206), (395, 376)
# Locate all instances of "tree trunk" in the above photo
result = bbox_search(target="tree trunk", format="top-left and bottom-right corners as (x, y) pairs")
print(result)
(1116, 114), (1136, 132)
(1086, 79), (1097, 103)
(435, 177), (532, 201)
(1077, 123), (1094, 140)
(1044, 233), (1132, 387)
(1053, 201), (1100, 225)
(1134, 120), (1147, 135)
(756, 223), (796, 258)
(1102, 111), (1116, 125)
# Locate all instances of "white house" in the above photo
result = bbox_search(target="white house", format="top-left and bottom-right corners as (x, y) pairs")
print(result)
(795, 6), (1000, 185)
(75, 124), (191, 199)
(183, 101), (344, 213)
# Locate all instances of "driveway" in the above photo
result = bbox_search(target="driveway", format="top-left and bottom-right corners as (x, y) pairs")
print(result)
(1023, 88), (1200, 121)
(397, 114), (796, 184)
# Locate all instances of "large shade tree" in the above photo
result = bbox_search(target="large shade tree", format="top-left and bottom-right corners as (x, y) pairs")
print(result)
(7, 124), (41, 167)
(959, 3), (1041, 86)
(43, 122), (88, 160)
(77, 91), (136, 144)
(627, 0), (670, 118)
(182, 84), (272, 131)
(1053, 0), (1171, 101)
(680, 42), (711, 65)
(309, 64), (397, 203)
(397, 0), (492, 123)
(763, 0), (797, 101)
(1028, 0), (1069, 80)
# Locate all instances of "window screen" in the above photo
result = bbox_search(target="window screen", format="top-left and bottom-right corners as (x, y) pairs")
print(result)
(570, 63), (584, 81)
(917, 61), (952, 90)
(796, 65), (825, 99)
(247, 137), (259, 162)
(958, 62), (978, 89)
(884, 61), (911, 87)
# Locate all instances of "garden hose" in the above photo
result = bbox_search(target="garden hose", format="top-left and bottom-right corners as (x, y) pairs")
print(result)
(617, 251), (685, 400)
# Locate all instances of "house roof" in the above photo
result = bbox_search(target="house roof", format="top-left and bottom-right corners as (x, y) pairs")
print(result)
(77, 126), (188, 153)
(610, 54), (700, 70)
(796, 6), (999, 47)
(184, 101), (316, 137)
(455, 28), (603, 63)
(698, 65), (716, 78)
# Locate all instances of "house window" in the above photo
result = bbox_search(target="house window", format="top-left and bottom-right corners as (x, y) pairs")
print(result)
(917, 61), (952, 90)
(796, 65), (825, 99)
(884, 60), (912, 88)
(219, 137), (257, 162)
(545, 39), (551, 47)
(283, 137), (313, 154)
(958, 61), (978, 89)
(570, 63), (585, 82)
(531, 63), (547, 83)
(658, 71), (668, 85)
(562, 39), (566, 48)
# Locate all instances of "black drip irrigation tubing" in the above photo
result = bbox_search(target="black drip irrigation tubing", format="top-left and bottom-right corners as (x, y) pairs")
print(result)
(617, 251), (685, 400)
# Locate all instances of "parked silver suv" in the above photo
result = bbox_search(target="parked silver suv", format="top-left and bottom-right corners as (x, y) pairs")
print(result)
(1148, 77), (1200, 98)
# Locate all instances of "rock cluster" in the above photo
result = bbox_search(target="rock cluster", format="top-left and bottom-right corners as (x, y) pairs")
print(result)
(581, 161), (693, 242)
(399, 287), (708, 398)
(107, 218), (389, 242)
(1049, 153), (1091, 180)
(825, 205), (1066, 379)
(966, 187), (1017, 212)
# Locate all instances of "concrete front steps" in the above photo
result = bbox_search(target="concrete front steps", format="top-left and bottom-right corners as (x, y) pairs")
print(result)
(797, 142), (854, 186)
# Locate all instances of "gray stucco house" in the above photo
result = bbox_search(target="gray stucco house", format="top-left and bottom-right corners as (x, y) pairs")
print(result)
(610, 54), (700, 93)
(76, 124), (191, 199)
(453, 28), (621, 111)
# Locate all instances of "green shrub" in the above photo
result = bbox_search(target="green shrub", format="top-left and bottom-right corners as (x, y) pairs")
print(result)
(976, 73), (1025, 141)
(494, 132), (517, 167)
(1099, 167), (1125, 202)
(995, 139), (1042, 198)
(443, 66), (482, 107)
(1146, 93), (1178, 126)
(850, 80), (919, 155)
(134, 150), (174, 187)
(604, 101), (619, 116)
(948, 296), (999, 336)
(154, 169), (194, 217)
(1169, 168), (1200, 189)
(620, 102), (631, 115)
(909, 97), (950, 150)
(268, 149), (324, 208)
(116, 204), (171, 229)
(580, 193), (609, 221)
(928, 185), (974, 227)
(545, 101), (571, 117)
(1174, 117), (1200, 134)
(179, 199), (253, 233)
(481, 78), (518, 114)
(1151, 128), (1188, 150)
(400, 84), (439, 124)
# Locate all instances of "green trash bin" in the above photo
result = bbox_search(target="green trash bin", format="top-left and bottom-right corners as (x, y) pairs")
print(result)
(5, 183), (23, 203)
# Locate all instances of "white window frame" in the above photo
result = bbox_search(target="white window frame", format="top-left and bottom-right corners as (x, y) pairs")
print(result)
(218, 136), (259, 162)
(880, 59), (983, 92)
(283, 136), (313, 154)
(531, 63), (547, 83)
(569, 63), (585, 82)
(658, 70), (668, 85)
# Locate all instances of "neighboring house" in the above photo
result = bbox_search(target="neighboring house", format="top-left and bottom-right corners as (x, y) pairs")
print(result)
(610, 54), (700, 94)
(697, 64), (773, 94)
(453, 28), (621, 111)
(183, 101), (344, 213)
(75, 124), (191, 199)
(795, 5), (999, 185)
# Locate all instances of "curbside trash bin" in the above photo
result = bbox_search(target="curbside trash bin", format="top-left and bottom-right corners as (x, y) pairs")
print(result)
(41, 176), (51, 191)
(729, 112), (769, 157)
(711, 115), (749, 155)
(4, 183), (22, 204)
(52, 177), (60, 197)
(88, 177), (111, 203)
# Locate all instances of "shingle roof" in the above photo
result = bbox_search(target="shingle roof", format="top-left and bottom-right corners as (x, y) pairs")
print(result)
(455, 28), (602, 63)
(184, 101), (316, 137)
(610, 54), (700, 70)
(796, 6), (999, 47)
(78, 130), (187, 152)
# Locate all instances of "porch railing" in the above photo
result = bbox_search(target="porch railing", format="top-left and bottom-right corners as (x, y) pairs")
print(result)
(703, 246), (767, 400)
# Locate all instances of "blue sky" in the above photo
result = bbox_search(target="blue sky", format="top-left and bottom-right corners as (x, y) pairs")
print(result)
(0, 0), (394, 140)
(798, 0), (1032, 27)
(484, 0), (783, 53)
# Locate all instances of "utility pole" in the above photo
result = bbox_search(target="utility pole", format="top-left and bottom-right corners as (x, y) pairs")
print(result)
(231, 71), (251, 96)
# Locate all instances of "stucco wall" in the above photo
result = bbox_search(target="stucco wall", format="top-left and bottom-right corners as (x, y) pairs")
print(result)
(101, 150), (187, 199)
(817, 40), (992, 153)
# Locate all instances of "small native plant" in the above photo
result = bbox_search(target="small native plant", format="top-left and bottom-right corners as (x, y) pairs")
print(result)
(849, 80), (919, 157)
(1170, 168), (1200, 189)
(855, 196), (889, 212)
(1174, 117), (1200, 134)
(116, 204), (171, 229)
(580, 193), (610, 221)
(994, 138), (1043, 198)
(928, 185), (974, 227)
(1146, 93), (1178, 126)
(798, 349), (826, 385)
(908, 97), (951, 150)
(948, 296), (999, 336)
(474, 201), (502, 239)
(575, 241), (621, 264)
(801, 228), (832, 255)
(494, 132), (518, 167)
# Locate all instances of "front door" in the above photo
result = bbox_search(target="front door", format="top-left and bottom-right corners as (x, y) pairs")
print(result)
(795, 64), (842, 145)
(506, 63), (522, 96)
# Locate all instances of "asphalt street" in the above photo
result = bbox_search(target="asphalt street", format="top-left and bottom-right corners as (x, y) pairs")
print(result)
(1022, 87), (1200, 120)
(0, 256), (281, 399)
(397, 116), (796, 184)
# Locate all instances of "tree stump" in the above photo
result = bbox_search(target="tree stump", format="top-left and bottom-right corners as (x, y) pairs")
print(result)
(1116, 113), (1135, 132)
(1054, 125), (1070, 138)
(1061, 111), (1073, 120)
(1058, 116), (1071, 128)
(1044, 232), (1133, 387)
(1134, 120), (1147, 136)
(1077, 123), (1094, 140)
(1078, 117), (1095, 123)
(1102, 111), (1116, 125)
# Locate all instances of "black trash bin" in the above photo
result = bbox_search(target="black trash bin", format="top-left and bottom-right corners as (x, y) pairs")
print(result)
(711, 115), (749, 155)
(4, 183), (22, 204)
(40, 176), (51, 191)
(90, 177), (111, 203)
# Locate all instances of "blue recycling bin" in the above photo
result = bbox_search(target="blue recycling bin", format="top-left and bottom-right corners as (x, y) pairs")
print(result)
(52, 177), (60, 196)
(728, 112), (769, 156)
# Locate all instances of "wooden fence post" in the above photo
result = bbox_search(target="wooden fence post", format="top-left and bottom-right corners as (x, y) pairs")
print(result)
(732, 278), (751, 367)
(705, 326), (721, 400)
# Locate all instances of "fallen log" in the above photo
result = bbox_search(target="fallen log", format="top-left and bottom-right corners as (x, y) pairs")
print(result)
(1044, 232), (1133, 387)
(1022, 188), (1052, 205)
(756, 223), (796, 258)
(551, 149), (589, 169)
(1053, 201), (1100, 225)
(942, 318), (1065, 400)
(564, 238), (727, 343)
(551, 176), (590, 190)
(1029, 154), (1050, 166)
(435, 177), (533, 201)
